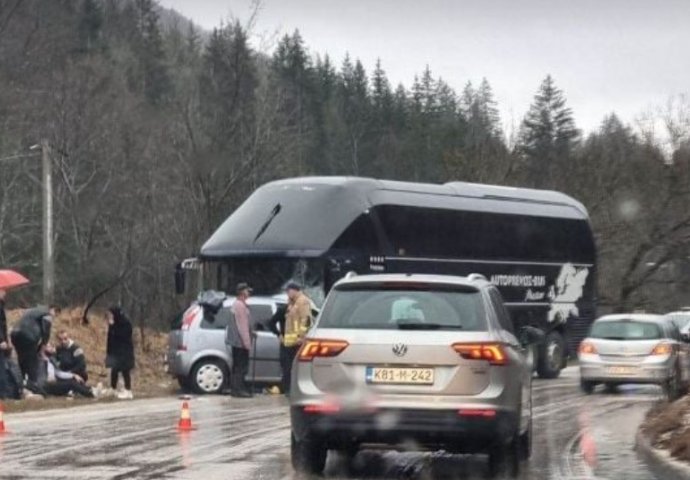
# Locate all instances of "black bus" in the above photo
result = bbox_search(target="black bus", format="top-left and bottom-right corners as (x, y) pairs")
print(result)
(190, 176), (596, 379)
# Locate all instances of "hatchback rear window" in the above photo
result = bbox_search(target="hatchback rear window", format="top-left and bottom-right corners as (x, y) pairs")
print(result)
(590, 320), (662, 340)
(318, 286), (486, 331)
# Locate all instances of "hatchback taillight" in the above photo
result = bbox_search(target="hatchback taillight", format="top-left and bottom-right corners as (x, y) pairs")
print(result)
(578, 341), (597, 355)
(298, 339), (349, 362)
(651, 343), (673, 356)
(452, 343), (508, 365)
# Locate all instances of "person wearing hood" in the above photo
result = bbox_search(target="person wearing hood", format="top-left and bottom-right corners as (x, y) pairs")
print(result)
(106, 306), (135, 400)
(10, 305), (57, 383)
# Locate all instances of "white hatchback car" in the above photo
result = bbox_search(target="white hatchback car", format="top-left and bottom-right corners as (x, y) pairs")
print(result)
(578, 314), (690, 399)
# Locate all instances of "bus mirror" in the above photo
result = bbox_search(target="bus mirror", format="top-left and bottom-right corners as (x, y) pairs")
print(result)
(174, 264), (186, 295)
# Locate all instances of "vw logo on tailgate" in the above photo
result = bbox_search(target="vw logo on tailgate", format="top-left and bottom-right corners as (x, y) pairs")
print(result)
(392, 343), (408, 357)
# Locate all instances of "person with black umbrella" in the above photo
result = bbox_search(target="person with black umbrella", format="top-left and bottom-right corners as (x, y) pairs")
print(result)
(106, 306), (135, 400)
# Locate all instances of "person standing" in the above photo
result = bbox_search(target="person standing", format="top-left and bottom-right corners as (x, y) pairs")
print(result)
(227, 283), (253, 398)
(282, 282), (313, 395)
(106, 307), (135, 400)
(0, 288), (10, 399)
(55, 330), (88, 382)
(10, 306), (55, 384)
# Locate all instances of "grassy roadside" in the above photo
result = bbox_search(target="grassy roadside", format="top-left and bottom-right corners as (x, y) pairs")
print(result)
(641, 396), (690, 462)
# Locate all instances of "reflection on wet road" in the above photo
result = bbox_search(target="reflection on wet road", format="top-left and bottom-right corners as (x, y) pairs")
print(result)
(0, 368), (662, 479)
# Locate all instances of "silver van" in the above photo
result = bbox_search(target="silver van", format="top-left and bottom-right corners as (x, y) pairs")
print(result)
(167, 294), (284, 394)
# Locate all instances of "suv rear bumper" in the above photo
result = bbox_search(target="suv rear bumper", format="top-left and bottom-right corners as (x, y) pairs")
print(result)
(290, 406), (519, 453)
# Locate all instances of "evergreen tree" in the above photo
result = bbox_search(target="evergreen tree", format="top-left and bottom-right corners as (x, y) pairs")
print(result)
(133, 0), (171, 105)
(78, 0), (104, 53)
(518, 75), (579, 187)
(338, 56), (370, 174)
(271, 30), (313, 173)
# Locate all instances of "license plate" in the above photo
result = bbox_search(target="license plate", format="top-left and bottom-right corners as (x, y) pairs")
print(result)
(606, 366), (637, 375)
(366, 367), (434, 385)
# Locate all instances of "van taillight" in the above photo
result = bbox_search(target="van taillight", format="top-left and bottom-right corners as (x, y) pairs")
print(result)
(181, 307), (199, 331)
(298, 339), (349, 362)
(452, 343), (508, 365)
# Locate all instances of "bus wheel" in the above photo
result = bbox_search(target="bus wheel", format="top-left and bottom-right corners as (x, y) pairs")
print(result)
(537, 331), (565, 379)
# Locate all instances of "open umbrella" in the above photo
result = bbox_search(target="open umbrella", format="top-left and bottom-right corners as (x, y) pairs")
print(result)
(0, 269), (30, 290)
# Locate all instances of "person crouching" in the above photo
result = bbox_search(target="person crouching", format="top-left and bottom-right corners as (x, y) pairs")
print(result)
(38, 344), (95, 398)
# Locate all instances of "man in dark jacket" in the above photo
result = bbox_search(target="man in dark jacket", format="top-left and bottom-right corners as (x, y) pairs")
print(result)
(55, 330), (88, 382)
(10, 306), (56, 383)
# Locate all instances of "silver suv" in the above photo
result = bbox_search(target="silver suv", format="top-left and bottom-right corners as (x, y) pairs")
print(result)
(290, 273), (540, 477)
(167, 294), (283, 394)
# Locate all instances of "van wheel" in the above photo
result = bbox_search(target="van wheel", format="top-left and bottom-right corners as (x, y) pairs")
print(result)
(191, 359), (227, 394)
(291, 432), (327, 474)
(537, 331), (565, 379)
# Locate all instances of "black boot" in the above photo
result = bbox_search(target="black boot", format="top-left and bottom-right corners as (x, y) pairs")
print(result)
(231, 373), (251, 398)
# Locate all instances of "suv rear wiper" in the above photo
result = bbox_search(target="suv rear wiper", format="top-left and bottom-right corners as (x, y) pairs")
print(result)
(396, 322), (463, 330)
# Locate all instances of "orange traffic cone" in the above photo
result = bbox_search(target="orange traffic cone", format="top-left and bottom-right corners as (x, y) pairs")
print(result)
(0, 402), (6, 434)
(177, 401), (194, 431)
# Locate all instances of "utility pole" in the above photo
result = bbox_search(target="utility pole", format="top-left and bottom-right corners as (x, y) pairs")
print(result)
(41, 138), (54, 305)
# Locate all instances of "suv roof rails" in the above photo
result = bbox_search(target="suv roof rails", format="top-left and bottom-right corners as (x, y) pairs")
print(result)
(467, 273), (487, 282)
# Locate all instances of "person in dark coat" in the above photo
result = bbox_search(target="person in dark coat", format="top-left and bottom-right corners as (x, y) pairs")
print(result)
(55, 330), (88, 382)
(106, 306), (135, 400)
(0, 288), (10, 398)
(266, 304), (289, 394)
(10, 306), (56, 383)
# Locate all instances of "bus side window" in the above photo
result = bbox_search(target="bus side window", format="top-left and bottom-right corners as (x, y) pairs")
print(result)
(490, 289), (515, 335)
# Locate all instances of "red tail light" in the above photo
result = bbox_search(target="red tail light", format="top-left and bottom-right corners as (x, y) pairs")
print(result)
(298, 339), (349, 362)
(452, 343), (508, 365)
(578, 341), (597, 355)
(458, 409), (497, 418)
(303, 403), (341, 414)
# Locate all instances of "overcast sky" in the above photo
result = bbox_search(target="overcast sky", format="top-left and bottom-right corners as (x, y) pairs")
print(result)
(158, 0), (689, 135)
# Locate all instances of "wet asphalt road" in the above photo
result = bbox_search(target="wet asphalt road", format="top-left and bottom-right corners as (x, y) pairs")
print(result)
(0, 367), (662, 480)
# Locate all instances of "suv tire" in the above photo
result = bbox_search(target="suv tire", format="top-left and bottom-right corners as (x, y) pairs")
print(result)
(488, 436), (520, 478)
(537, 331), (565, 379)
(191, 359), (227, 394)
(291, 432), (327, 474)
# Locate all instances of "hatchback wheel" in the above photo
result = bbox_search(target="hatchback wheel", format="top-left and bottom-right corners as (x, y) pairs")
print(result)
(291, 432), (327, 474)
(537, 331), (565, 379)
(191, 359), (226, 394)
(664, 368), (682, 401)
(580, 379), (596, 394)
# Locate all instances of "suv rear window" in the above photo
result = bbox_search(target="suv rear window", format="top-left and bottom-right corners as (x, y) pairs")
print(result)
(318, 286), (486, 331)
(590, 320), (662, 340)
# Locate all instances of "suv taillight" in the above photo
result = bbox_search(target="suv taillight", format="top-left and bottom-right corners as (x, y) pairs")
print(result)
(452, 343), (508, 365)
(298, 339), (349, 362)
